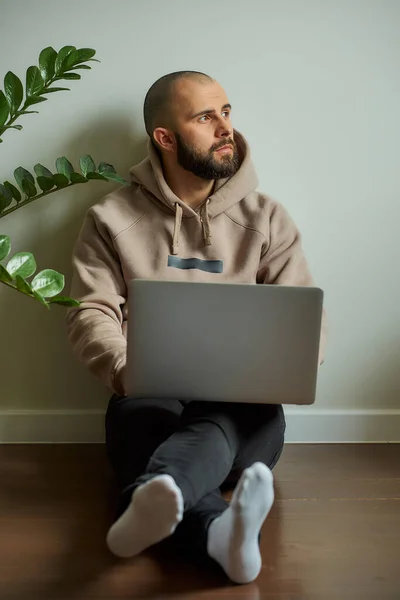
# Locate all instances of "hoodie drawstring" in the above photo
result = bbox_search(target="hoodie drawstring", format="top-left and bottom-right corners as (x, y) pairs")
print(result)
(172, 200), (212, 255)
(200, 199), (212, 247)
(172, 203), (183, 255)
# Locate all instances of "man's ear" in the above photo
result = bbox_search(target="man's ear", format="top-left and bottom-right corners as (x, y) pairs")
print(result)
(153, 128), (175, 153)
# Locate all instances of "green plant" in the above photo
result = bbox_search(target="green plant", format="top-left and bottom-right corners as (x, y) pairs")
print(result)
(0, 45), (127, 309)
(0, 234), (76, 307)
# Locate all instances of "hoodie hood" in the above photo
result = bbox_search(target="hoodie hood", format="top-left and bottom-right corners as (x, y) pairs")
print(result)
(129, 130), (259, 255)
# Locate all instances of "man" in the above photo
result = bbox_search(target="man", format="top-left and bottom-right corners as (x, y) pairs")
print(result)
(66, 71), (327, 584)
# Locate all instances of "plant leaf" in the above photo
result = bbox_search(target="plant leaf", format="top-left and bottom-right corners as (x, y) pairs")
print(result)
(48, 295), (80, 307)
(52, 174), (69, 188)
(70, 172), (88, 184)
(0, 91), (9, 126)
(0, 196), (5, 213)
(21, 179), (37, 198)
(64, 48), (96, 69)
(26, 66), (44, 97)
(41, 86), (70, 94)
(0, 183), (13, 208)
(98, 162), (116, 174)
(101, 172), (127, 185)
(15, 274), (33, 295)
(24, 96), (47, 107)
(38, 47), (57, 83)
(7, 252), (37, 278)
(98, 162), (127, 184)
(4, 71), (23, 114)
(3, 181), (21, 203)
(0, 235), (11, 261)
(0, 264), (12, 283)
(56, 156), (74, 180)
(21, 110), (39, 115)
(80, 155), (96, 176)
(71, 65), (91, 71)
(36, 176), (55, 192)
(34, 164), (53, 178)
(86, 172), (108, 181)
(14, 167), (34, 192)
(59, 73), (81, 81)
(32, 269), (64, 298)
(33, 289), (49, 308)
(54, 46), (76, 74)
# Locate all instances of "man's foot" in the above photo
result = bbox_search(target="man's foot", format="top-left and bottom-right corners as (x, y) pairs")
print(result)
(106, 474), (184, 558)
(207, 462), (274, 584)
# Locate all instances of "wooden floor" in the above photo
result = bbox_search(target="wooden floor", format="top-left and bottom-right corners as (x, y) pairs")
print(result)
(0, 444), (399, 600)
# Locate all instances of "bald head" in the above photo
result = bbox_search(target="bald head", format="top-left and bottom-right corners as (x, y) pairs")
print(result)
(143, 71), (214, 139)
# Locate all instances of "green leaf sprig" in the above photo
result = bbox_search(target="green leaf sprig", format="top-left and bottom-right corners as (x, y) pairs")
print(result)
(0, 46), (99, 141)
(0, 157), (126, 218)
(0, 234), (79, 308)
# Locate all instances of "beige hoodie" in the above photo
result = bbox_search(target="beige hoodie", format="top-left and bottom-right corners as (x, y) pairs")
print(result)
(66, 130), (327, 396)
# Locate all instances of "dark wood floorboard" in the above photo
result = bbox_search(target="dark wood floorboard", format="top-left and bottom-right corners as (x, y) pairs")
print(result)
(0, 444), (399, 600)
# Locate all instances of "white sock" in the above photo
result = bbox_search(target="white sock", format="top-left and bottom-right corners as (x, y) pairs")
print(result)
(106, 474), (184, 558)
(207, 462), (275, 584)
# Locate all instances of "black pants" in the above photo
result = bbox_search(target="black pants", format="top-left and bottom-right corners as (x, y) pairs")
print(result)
(105, 397), (286, 554)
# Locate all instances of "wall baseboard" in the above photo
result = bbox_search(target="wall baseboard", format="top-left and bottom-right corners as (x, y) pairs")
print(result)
(282, 407), (400, 443)
(0, 407), (399, 443)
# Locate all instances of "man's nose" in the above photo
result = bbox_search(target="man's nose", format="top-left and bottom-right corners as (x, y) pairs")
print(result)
(216, 118), (232, 138)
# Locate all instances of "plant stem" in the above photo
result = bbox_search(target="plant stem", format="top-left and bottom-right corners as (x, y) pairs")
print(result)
(0, 184), (74, 219)
(0, 113), (19, 137)
(0, 75), (59, 139)
(0, 98), (34, 138)
(0, 278), (34, 299)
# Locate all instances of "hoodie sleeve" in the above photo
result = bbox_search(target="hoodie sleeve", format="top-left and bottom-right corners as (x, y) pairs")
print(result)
(65, 209), (127, 396)
(257, 201), (328, 365)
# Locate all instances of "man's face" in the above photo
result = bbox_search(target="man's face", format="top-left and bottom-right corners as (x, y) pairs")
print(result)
(171, 79), (239, 180)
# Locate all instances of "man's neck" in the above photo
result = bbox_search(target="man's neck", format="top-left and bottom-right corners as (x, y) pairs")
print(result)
(162, 160), (214, 210)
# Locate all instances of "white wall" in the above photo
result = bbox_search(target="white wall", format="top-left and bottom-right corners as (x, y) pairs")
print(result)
(0, 0), (399, 440)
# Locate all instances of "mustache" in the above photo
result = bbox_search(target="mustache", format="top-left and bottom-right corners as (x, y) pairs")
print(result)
(210, 139), (235, 152)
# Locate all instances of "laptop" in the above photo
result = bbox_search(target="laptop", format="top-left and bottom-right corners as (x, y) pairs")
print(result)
(125, 280), (324, 405)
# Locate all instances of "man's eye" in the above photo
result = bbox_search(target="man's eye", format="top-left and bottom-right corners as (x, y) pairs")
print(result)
(222, 111), (230, 118)
(199, 115), (209, 122)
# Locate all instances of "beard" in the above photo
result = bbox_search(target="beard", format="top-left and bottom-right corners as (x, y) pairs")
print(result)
(174, 133), (240, 180)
